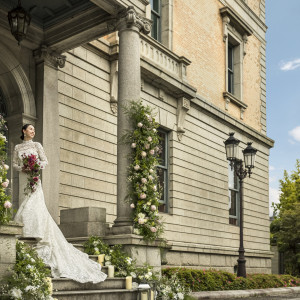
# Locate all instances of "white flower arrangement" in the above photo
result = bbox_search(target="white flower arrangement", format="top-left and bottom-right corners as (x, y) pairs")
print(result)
(124, 101), (164, 242)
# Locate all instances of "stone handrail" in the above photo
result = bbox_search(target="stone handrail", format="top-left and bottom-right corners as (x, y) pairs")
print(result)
(140, 33), (191, 81)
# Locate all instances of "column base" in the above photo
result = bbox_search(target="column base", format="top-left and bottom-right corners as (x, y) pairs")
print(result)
(111, 217), (134, 235)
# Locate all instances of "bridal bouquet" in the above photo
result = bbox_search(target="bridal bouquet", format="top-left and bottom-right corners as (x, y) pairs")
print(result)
(22, 153), (42, 194)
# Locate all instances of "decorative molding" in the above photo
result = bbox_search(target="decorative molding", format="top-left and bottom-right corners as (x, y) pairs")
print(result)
(177, 97), (190, 141)
(33, 45), (66, 69)
(110, 60), (118, 114)
(220, 6), (253, 43)
(223, 92), (248, 120)
(141, 78), (145, 91)
(117, 6), (151, 34)
(242, 34), (248, 56)
(158, 89), (165, 101)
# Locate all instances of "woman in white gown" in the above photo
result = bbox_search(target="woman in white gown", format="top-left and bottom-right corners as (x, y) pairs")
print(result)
(13, 124), (107, 283)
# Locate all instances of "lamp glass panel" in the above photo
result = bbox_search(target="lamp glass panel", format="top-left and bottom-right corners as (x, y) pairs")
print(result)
(244, 152), (255, 168)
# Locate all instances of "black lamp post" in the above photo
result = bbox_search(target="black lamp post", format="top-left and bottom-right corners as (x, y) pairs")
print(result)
(7, 0), (31, 45)
(224, 132), (257, 278)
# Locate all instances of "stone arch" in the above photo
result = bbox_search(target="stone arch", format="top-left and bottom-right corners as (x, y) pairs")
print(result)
(0, 41), (36, 209)
(0, 42), (36, 119)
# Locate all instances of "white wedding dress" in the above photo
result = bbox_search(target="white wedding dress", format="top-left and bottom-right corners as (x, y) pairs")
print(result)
(13, 140), (107, 283)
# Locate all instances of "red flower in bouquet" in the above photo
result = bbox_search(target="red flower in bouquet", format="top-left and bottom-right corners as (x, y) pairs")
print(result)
(21, 154), (42, 194)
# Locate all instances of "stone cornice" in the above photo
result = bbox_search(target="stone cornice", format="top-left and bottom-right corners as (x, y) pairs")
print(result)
(192, 94), (274, 149)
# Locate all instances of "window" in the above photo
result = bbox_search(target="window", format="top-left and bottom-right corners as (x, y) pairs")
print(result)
(228, 163), (239, 225)
(220, 7), (252, 118)
(228, 42), (234, 94)
(150, 0), (161, 42)
(157, 129), (168, 213)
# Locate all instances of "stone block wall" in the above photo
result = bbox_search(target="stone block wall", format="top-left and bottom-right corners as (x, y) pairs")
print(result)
(58, 42), (117, 224)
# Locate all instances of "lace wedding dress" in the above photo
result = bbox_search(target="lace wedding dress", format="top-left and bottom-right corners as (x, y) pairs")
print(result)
(13, 140), (107, 283)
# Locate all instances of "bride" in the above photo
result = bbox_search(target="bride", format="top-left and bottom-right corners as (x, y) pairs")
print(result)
(13, 124), (107, 283)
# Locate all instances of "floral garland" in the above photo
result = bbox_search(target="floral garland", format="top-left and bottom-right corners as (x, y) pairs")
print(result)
(0, 241), (56, 300)
(0, 114), (13, 225)
(124, 101), (164, 241)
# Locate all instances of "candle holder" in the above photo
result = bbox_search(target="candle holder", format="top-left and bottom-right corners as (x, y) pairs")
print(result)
(108, 265), (114, 278)
(97, 254), (105, 266)
(137, 283), (151, 300)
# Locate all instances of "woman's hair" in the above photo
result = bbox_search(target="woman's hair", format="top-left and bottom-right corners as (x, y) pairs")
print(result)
(20, 124), (33, 140)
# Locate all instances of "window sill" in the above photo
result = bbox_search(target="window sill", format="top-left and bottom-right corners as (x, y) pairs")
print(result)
(223, 92), (248, 119)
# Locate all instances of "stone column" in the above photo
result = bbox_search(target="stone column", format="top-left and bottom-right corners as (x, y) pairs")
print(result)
(33, 46), (66, 223)
(112, 7), (150, 234)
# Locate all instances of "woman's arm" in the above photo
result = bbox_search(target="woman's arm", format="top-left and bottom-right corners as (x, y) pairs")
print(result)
(13, 145), (22, 172)
(35, 142), (48, 169)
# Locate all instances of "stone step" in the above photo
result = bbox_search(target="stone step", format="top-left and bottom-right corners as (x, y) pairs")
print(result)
(53, 289), (139, 300)
(52, 277), (125, 291)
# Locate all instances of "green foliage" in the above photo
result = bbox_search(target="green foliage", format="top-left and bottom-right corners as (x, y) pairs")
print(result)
(156, 271), (191, 299)
(123, 100), (164, 242)
(83, 236), (136, 277)
(0, 114), (12, 225)
(162, 268), (300, 292)
(271, 160), (300, 276)
(0, 241), (54, 300)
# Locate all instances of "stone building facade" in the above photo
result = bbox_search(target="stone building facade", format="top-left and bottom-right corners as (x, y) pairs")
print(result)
(0, 0), (273, 273)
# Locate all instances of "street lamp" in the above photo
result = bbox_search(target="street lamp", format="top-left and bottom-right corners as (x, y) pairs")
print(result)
(224, 132), (257, 278)
(7, 0), (31, 45)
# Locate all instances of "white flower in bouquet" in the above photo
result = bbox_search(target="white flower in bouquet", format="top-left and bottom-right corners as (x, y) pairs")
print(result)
(134, 165), (140, 171)
(149, 149), (155, 155)
(133, 228), (140, 235)
(0, 133), (6, 142)
(131, 143), (136, 148)
(144, 143), (150, 149)
(147, 136), (152, 142)
(138, 218), (145, 224)
(4, 201), (12, 208)
(141, 151), (147, 158)
(93, 241), (98, 246)
(25, 285), (36, 292)
(153, 185), (157, 191)
(10, 288), (22, 299)
(137, 122), (143, 128)
(151, 205), (156, 211)
(141, 178), (147, 184)
(138, 213), (145, 219)
(130, 272), (137, 278)
(148, 175), (153, 181)
(149, 169), (154, 173)
(94, 247), (99, 253)
(140, 193), (146, 199)
(3, 164), (9, 170)
(130, 203), (135, 209)
(105, 255), (111, 261)
(125, 257), (132, 264)
(177, 292), (184, 300)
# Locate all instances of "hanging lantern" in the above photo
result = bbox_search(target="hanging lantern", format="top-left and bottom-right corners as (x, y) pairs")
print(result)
(242, 142), (257, 176)
(7, 0), (31, 45)
(224, 132), (240, 162)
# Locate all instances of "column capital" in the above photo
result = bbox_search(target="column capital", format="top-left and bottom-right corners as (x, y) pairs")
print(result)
(33, 45), (66, 69)
(117, 6), (151, 34)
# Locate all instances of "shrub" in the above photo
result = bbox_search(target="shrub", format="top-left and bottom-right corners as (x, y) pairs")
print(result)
(162, 268), (300, 292)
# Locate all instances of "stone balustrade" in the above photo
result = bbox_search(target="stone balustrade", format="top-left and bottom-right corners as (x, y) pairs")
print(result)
(140, 33), (191, 81)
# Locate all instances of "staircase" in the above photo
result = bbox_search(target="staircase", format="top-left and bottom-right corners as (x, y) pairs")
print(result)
(20, 238), (140, 300)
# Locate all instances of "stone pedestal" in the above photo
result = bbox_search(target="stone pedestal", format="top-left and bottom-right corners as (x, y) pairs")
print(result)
(59, 207), (107, 238)
(0, 222), (23, 280)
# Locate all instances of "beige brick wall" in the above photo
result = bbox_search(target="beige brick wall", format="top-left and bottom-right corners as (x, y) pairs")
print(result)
(172, 0), (263, 132)
(58, 46), (117, 224)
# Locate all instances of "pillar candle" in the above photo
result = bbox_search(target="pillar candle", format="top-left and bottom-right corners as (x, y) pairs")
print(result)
(98, 254), (105, 266)
(125, 276), (132, 290)
(150, 290), (154, 300)
(108, 265), (114, 278)
(141, 291), (148, 300)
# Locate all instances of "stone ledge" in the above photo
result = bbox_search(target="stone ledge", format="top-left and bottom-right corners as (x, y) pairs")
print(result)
(191, 287), (300, 299)
(0, 222), (23, 235)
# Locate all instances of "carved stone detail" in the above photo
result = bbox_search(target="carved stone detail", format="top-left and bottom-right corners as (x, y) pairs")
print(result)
(33, 45), (66, 69)
(158, 89), (165, 101)
(240, 107), (245, 120)
(110, 60), (118, 114)
(225, 96), (230, 110)
(117, 6), (151, 34)
(222, 15), (230, 42)
(243, 34), (248, 56)
(177, 97), (190, 141)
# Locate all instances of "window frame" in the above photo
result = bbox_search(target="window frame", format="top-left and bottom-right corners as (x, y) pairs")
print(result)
(228, 163), (240, 226)
(157, 128), (169, 213)
(150, 0), (162, 42)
